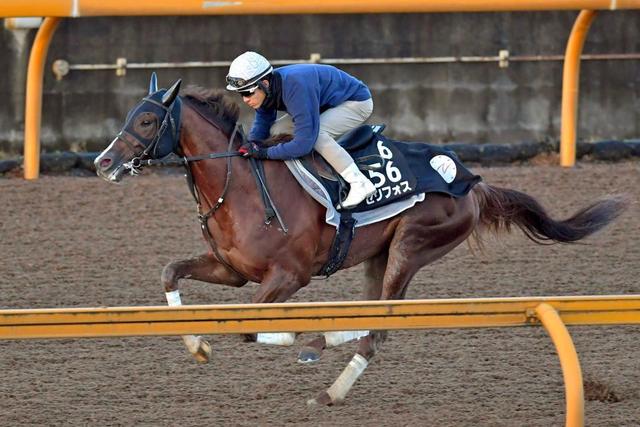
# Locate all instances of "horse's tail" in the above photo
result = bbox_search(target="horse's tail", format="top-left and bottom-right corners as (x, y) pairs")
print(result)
(471, 182), (628, 244)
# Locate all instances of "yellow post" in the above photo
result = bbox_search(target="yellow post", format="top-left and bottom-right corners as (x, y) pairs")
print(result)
(23, 17), (61, 180)
(560, 10), (597, 168)
(535, 303), (584, 427)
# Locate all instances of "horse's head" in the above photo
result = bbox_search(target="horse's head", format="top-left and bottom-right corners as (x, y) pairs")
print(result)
(95, 73), (182, 182)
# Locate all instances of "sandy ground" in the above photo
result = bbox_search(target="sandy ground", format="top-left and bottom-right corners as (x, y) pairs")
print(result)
(0, 161), (639, 426)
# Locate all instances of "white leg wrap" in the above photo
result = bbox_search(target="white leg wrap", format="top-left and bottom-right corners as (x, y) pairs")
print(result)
(256, 332), (296, 346)
(166, 291), (202, 355)
(324, 330), (369, 347)
(182, 335), (202, 353)
(326, 354), (369, 403)
(165, 290), (182, 306)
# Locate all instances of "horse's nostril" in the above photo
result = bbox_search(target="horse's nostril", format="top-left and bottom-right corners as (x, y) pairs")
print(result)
(99, 158), (112, 169)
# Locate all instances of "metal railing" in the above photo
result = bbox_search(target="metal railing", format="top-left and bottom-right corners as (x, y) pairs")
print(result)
(50, 51), (640, 80)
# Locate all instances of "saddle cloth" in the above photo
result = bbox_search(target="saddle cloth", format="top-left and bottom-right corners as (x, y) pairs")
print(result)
(284, 125), (482, 228)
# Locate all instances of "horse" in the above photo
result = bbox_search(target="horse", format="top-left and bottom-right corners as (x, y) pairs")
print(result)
(94, 74), (627, 406)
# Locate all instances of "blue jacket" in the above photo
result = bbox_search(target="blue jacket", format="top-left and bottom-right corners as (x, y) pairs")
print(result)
(248, 64), (371, 160)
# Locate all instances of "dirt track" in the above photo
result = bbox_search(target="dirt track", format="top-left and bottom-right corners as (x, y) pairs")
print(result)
(1, 162), (639, 426)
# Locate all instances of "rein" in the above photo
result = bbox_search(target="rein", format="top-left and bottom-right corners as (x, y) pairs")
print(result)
(138, 99), (242, 168)
(187, 123), (240, 224)
(185, 124), (242, 278)
(138, 150), (242, 167)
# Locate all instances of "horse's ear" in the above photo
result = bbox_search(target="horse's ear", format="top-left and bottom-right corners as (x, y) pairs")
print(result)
(149, 72), (158, 95)
(162, 79), (181, 106)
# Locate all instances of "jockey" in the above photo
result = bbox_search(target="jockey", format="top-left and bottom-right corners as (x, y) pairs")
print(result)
(225, 51), (376, 209)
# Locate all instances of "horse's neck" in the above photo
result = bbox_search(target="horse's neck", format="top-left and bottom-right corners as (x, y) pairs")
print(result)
(179, 107), (259, 215)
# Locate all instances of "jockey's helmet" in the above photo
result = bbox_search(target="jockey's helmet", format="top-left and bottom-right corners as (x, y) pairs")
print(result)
(225, 51), (273, 92)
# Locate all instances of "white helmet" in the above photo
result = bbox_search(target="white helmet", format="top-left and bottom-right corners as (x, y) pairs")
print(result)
(225, 51), (273, 91)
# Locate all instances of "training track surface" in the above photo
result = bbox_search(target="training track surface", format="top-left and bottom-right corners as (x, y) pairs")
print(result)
(1, 162), (639, 426)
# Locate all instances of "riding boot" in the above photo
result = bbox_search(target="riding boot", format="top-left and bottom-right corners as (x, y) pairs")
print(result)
(338, 162), (376, 209)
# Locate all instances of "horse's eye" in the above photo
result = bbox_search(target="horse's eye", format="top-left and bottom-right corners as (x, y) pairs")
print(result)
(141, 120), (153, 127)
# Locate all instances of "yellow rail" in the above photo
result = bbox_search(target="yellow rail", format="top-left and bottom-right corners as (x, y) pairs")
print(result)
(2, 295), (637, 427)
(1, 295), (638, 339)
(1, 0), (640, 17)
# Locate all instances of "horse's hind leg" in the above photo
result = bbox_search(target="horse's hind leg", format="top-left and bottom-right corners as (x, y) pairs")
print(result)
(307, 245), (412, 407)
(162, 253), (247, 363)
(297, 249), (388, 364)
(307, 249), (407, 406)
(309, 196), (477, 405)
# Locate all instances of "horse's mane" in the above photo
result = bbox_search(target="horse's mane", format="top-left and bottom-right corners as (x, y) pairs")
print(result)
(181, 85), (294, 146)
(182, 85), (240, 128)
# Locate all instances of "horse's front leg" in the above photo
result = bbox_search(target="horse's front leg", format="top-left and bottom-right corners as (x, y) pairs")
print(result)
(162, 253), (247, 363)
(247, 266), (309, 346)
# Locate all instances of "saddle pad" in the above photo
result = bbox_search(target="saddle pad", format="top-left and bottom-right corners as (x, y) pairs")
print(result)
(286, 125), (481, 224)
(346, 132), (482, 212)
(284, 159), (426, 228)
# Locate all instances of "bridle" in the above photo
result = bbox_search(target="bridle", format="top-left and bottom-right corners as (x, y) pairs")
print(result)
(118, 95), (183, 175)
(122, 95), (244, 222)
(117, 93), (246, 276)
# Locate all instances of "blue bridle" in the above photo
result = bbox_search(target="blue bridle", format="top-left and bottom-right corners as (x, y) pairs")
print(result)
(116, 89), (183, 173)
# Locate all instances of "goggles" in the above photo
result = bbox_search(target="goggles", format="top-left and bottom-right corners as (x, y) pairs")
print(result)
(226, 75), (250, 89)
(238, 86), (259, 97)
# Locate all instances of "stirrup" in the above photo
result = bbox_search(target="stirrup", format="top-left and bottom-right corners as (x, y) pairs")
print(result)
(337, 183), (376, 210)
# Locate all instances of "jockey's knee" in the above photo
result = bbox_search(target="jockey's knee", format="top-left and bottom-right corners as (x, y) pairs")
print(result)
(314, 131), (337, 151)
(314, 132), (353, 172)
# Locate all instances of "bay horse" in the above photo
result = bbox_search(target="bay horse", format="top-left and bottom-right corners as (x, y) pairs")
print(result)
(94, 75), (626, 406)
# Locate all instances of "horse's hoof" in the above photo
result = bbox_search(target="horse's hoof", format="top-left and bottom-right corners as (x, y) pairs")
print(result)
(192, 339), (211, 364)
(242, 333), (257, 342)
(297, 346), (321, 364)
(306, 391), (335, 406)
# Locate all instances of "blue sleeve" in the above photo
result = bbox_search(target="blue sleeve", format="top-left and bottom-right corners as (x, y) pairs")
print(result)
(266, 79), (320, 160)
(249, 108), (277, 143)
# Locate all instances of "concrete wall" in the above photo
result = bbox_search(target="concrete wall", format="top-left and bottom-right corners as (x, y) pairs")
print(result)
(0, 11), (639, 154)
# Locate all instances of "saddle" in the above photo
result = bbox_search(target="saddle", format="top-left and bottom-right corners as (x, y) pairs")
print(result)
(297, 125), (481, 213)
(305, 125), (382, 182)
